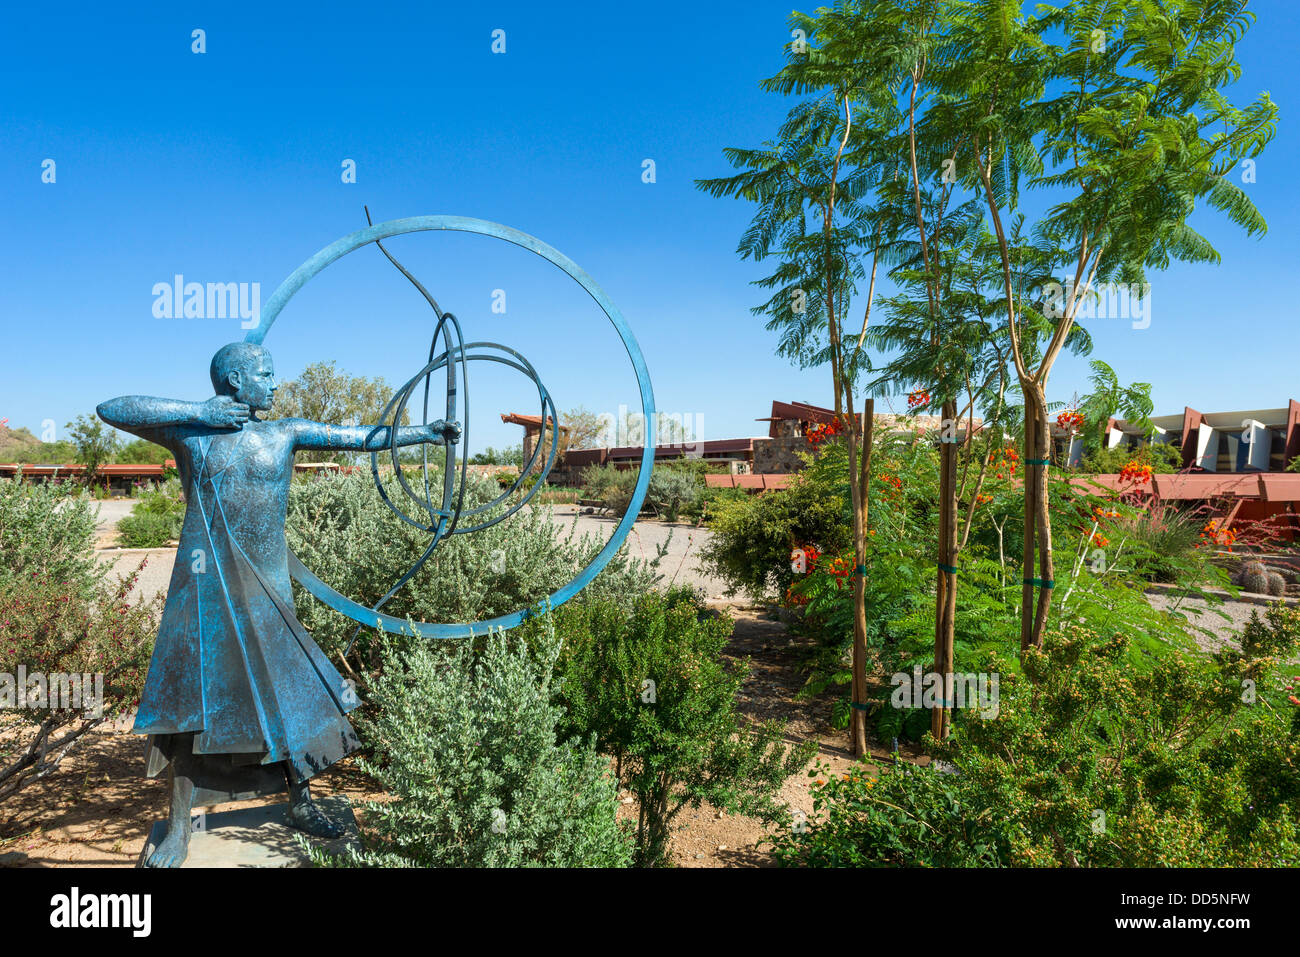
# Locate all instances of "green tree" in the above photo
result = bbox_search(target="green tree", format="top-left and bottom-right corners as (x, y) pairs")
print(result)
(115, 438), (173, 465)
(265, 360), (406, 464)
(950, 0), (1276, 649)
(468, 444), (523, 467)
(697, 34), (891, 754)
(66, 413), (119, 481)
(561, 405), (608, 451)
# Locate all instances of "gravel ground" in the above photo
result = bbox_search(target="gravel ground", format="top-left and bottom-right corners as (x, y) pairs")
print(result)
(1144, 592), (1259, 653)
(545, 505), (729, 597)
(90, 498), (135, 542)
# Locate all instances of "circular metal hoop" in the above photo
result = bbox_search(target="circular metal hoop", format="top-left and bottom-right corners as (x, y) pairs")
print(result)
(247, 216), (656, 638)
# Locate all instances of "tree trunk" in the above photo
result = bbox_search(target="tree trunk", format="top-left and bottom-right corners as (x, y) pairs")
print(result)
(1019, 387), (1055, 650)
(1030, 399), (1055, 645)
(848, 403), (873, 758)
(1019, 399), (1038, 651)
(932, 399), (958, 740)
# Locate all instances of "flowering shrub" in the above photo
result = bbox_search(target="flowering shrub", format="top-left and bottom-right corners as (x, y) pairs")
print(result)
(1200, 518), (1239, 550)
(906, 389), (930, 410)
(986, 446), (1019, 479)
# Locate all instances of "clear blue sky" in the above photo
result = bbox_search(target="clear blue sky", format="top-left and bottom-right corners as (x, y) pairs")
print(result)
(2, 1), (1296, 455)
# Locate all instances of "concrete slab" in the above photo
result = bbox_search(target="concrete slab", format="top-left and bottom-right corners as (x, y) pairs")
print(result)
(137, 795), (360, 868)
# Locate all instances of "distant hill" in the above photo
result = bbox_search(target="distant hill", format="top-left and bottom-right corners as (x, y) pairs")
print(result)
(0, 424), (169, 467)
(0, 425), (48, 463)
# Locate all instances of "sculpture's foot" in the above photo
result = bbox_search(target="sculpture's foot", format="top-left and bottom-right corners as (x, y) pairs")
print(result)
(145, 823), (190, 868)
(285, 797), (344, 838)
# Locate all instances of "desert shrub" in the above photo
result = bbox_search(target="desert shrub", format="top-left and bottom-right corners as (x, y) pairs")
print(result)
(0, 477), (100, 597)
(117, 513), (178, 548)
(1240, 601), (1300, 657)
(770, 761), (1007, 867)
(306, 625), (631, 868)
(579, 463), (626, 503)
(0, 478), (158, 803)
(645, 468), (701, 522)
(285, 468), (661, 667)
(551, 590), (815, 865)
(117, 478), (185, 547)
(1109, 500), (1211, 584)
(681, 485), (749, 526)
(775, 622), (1300, 867)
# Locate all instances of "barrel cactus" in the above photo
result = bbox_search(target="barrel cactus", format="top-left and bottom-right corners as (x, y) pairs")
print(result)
(1266, 571), (1286, 597)
(1239, 561), (1270, 594)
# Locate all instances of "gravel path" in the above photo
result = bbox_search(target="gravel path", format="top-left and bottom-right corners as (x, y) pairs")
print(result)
(1144, 593), (1259, 653)
(90, 499), (135, 542)
(546, 505), (728, 597)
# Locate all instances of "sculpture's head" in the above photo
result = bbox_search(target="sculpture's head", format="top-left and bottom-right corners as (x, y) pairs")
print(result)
(210, 342), (278, 413)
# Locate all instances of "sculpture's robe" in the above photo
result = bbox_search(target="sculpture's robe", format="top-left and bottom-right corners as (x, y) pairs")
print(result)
(132, 421), (359, 794)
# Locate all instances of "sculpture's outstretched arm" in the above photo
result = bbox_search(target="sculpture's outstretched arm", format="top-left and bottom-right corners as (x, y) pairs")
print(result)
(290, 419), (460, 452)
(97, 396), (248, 441)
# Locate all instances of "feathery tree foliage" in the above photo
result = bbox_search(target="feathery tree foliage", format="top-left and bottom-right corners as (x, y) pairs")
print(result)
(700, 0), (1274, 751)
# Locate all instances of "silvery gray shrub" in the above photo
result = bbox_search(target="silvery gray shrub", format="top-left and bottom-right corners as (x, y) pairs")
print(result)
(285, 468), (662, 660)
(303, 624), (632, 867)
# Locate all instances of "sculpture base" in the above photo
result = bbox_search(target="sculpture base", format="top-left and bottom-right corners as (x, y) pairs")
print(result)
(136, 795), (360, 868)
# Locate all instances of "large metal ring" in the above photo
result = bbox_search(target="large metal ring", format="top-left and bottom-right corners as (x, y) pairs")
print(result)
(247, 215), (656, 638)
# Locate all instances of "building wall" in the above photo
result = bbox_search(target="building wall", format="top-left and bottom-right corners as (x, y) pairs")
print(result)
(753, 434), (811, 474)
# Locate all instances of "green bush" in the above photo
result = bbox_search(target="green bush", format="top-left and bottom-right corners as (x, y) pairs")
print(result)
(551, 590), (815, 865)
(775, 620), (1300, 867)
(117, 512), (181, 547)
(1080, 441), (1182, 475)
(579, 463), (626, 503)
(699, 451), (855, 600)
(1109, 500), (1210, 584)
(307, 626), (631, 867)
(0, 477), (100, 597)
(116, 478), (185, 547)
(646, 468), (701, 522)
(681, 485), (749, 526)
(771, 761), (1006, 867)
(0, 477), (159, 802)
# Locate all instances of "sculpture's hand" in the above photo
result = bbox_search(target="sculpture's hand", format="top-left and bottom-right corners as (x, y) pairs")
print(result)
(427, 419), (462, 444)
(201, 396), (251, 430)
